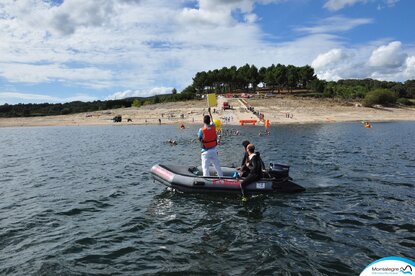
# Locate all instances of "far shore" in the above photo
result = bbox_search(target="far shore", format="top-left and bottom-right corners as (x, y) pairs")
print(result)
(1, 96), (415, 128)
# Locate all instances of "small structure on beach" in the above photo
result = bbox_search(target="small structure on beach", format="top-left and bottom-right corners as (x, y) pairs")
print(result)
(112, 115), (122, 122)
(240, 119), (257, 126)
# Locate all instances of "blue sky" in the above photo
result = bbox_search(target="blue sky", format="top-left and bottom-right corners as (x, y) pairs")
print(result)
(0, 0), (414, 104)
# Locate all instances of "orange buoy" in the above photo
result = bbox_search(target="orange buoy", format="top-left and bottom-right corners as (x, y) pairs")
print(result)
(265, 119), (270, 129)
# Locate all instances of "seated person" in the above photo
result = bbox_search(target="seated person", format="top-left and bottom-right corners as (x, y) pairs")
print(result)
(240, 144), (264, 196)
(236, 140), (250, 177)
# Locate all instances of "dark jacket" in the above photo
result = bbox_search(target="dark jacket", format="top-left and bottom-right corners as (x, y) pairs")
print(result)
(240, 152), (265, 189)
(246, 152), (264, 177)
(241, 152), (249, 167)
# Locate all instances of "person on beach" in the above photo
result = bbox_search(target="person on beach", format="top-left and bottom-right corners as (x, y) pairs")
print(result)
(240, 144), (264, 196)
(198, 107), (223, 177)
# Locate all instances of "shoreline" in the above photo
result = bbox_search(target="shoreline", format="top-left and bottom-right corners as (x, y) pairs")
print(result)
(1, 96), (414, 128)
(1, 117), (414, 129)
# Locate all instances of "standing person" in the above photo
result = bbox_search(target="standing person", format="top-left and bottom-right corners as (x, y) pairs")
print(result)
(198, 107), (223, 177)
(240, 144), (264, 198)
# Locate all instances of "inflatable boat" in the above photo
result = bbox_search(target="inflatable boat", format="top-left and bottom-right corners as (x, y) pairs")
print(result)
(151, 163), (305, 194)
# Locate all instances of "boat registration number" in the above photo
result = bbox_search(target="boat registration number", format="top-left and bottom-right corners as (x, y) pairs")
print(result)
(256, 183), (266, 189)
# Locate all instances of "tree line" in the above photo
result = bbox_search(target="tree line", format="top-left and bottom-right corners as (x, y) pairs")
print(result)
(1, 63), (414, 117)
(319, 79), (415, 99)
(192, 64), (414, 106)
(192, 63), (316, 93)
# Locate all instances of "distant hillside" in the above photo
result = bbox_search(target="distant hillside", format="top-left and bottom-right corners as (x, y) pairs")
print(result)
(0, 86), (196, 117)
(1, 63), (414, 117)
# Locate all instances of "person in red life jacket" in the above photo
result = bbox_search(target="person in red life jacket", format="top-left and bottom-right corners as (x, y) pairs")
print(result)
(197, 107), (223, 177)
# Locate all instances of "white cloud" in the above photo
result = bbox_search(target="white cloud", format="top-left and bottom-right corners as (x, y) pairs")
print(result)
(0, 0), (325, 99)
(324, 0), (400, 11)
(180, 8), (233, 26)
(244, 13), (258, 24)
(378, 0), (400, 9)
(106, 87), (173, 100)
(312, 49), (345, 69)
(179, 0), (284, 26)
(324, 0), (368, 11)
(0, 92), (97, 105)
(48, 0), (114, 35)
(403, 56), (415, 79)
(0, 92), (60, 102)
(368, 41), (407, 68)
(312, 41), (415, 82)
(0, 0), (411, 104)
(311, 48), (366, 81)
(385, 0), (399, 6)
(0, 63), (114, 89)
(297, 16), (373, 34)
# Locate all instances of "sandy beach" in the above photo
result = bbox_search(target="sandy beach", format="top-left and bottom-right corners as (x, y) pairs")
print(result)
(1, 96), (414, 128)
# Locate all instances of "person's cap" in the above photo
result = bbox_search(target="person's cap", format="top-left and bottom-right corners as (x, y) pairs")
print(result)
(242, 140), (250, 148)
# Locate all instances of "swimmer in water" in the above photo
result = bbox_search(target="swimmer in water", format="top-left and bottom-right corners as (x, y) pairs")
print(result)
(167, 139), (177, 145)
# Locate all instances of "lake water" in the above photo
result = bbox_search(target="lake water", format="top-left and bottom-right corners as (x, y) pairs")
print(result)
(0, 122), (414, 275)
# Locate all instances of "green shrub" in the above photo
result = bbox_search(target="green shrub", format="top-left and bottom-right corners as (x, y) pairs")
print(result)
(154, 95), (160, 104)
(396, 98), (413, 106)
(61, 108), (72, 115)
(295, 93), (322, 98)
(362, 89), (397, 107)
(322, 86), (334, 98)
(132, 99), (141, 108)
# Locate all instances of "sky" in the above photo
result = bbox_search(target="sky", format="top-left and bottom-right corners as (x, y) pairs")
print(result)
(0, 0), (414, 104)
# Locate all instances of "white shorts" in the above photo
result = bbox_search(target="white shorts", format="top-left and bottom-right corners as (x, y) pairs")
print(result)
(201, 148), (223, 177)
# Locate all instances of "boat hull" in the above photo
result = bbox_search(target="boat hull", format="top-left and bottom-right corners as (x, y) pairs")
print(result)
(151, 164), (305, 194)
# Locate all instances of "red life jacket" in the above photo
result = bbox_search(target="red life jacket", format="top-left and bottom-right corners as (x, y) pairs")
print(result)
(201, 125), (217, 149)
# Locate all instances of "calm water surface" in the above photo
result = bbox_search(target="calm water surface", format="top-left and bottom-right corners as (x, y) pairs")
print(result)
(0, 122), (414, 275)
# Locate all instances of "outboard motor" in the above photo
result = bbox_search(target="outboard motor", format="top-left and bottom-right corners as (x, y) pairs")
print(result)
(268, 162), (290, 179)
